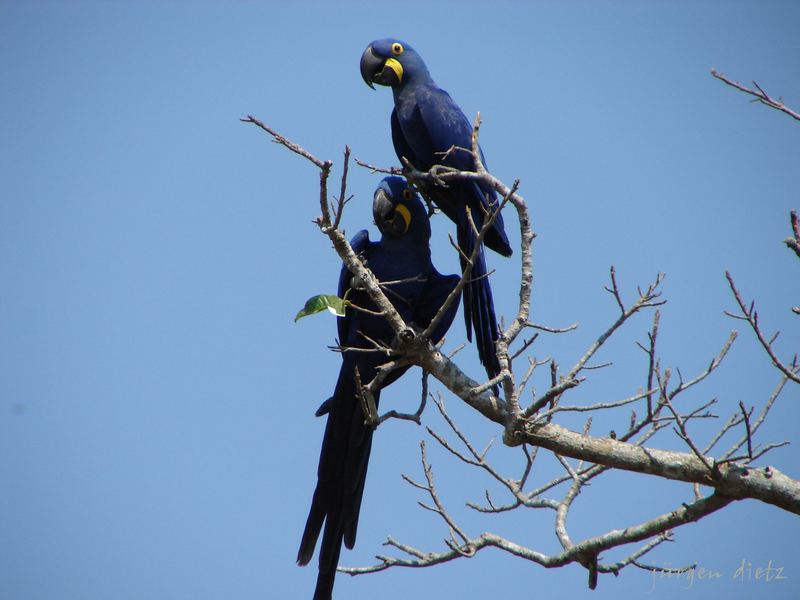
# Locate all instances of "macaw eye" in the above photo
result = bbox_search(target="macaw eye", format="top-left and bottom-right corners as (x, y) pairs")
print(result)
(391, 42), (404, 56)
(402, 188), (413, 201)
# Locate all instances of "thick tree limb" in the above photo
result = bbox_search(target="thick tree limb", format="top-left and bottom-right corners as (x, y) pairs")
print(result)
(513, 420), (800, 514)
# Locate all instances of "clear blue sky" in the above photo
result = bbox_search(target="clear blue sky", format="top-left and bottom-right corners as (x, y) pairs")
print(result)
(2, 2), (798, 599)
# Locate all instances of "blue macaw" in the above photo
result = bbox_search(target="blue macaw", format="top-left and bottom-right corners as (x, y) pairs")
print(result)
(297, 176), (460, 600)
(360, 38), (513, 386)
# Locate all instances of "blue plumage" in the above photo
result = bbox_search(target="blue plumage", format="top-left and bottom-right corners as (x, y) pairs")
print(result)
(361, 39), (512, 384)
(297, 177), (460, 600)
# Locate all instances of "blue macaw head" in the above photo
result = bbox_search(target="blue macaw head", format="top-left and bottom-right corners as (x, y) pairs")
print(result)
(360, 38), (429, 89)
(373, 176), (429, 241)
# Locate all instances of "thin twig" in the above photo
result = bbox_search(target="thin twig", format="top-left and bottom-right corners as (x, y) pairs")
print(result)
(722, 374), (791, 461)
(785, 210), (800, 259)
(522, 270), (667, 420)
(526, 322), (578, 334)
(725, 271), (800, 384)
(374, 371), (429, 426)
(332, 146), (351, 229)
(711, 70), (800, 122)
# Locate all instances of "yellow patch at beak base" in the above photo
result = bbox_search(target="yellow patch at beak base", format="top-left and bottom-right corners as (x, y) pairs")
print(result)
(395, 203), (411, 234)
(384, 58), (403, 83)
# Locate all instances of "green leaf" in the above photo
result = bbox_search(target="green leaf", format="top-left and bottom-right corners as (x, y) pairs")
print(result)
(294, 294), (347, 322)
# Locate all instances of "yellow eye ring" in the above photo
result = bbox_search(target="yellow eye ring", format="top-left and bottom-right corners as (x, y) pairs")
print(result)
(402, 188), (413, 201)
(391, 42), (404, 56)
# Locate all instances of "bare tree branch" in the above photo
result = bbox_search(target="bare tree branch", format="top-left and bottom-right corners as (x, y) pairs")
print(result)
(785, 210), (800, 259)
(370, 370), (429, 427)
(725, 271), (800, 384)
(341, 491), (733, 576)
(721, 374), (791, 461)
(246, 117), (799, 512)
(245, 116), (800, 593)
(523, 270), (665, 419)
(711, 70), (800, 122)
(514, 419), (800, 514)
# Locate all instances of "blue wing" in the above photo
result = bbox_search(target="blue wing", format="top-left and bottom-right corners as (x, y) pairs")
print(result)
(397, 86), (512, 256)
(391, 108), (418, 169)
(414, 269), (461, 343)
(392, 86), (509, 384)
(299, 218), (460, 600)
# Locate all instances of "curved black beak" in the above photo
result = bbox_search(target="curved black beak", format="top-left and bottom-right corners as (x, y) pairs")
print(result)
(373, 187), (394, 226)
(360, 45), (383, 89)
(373, 188), (408, 236)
